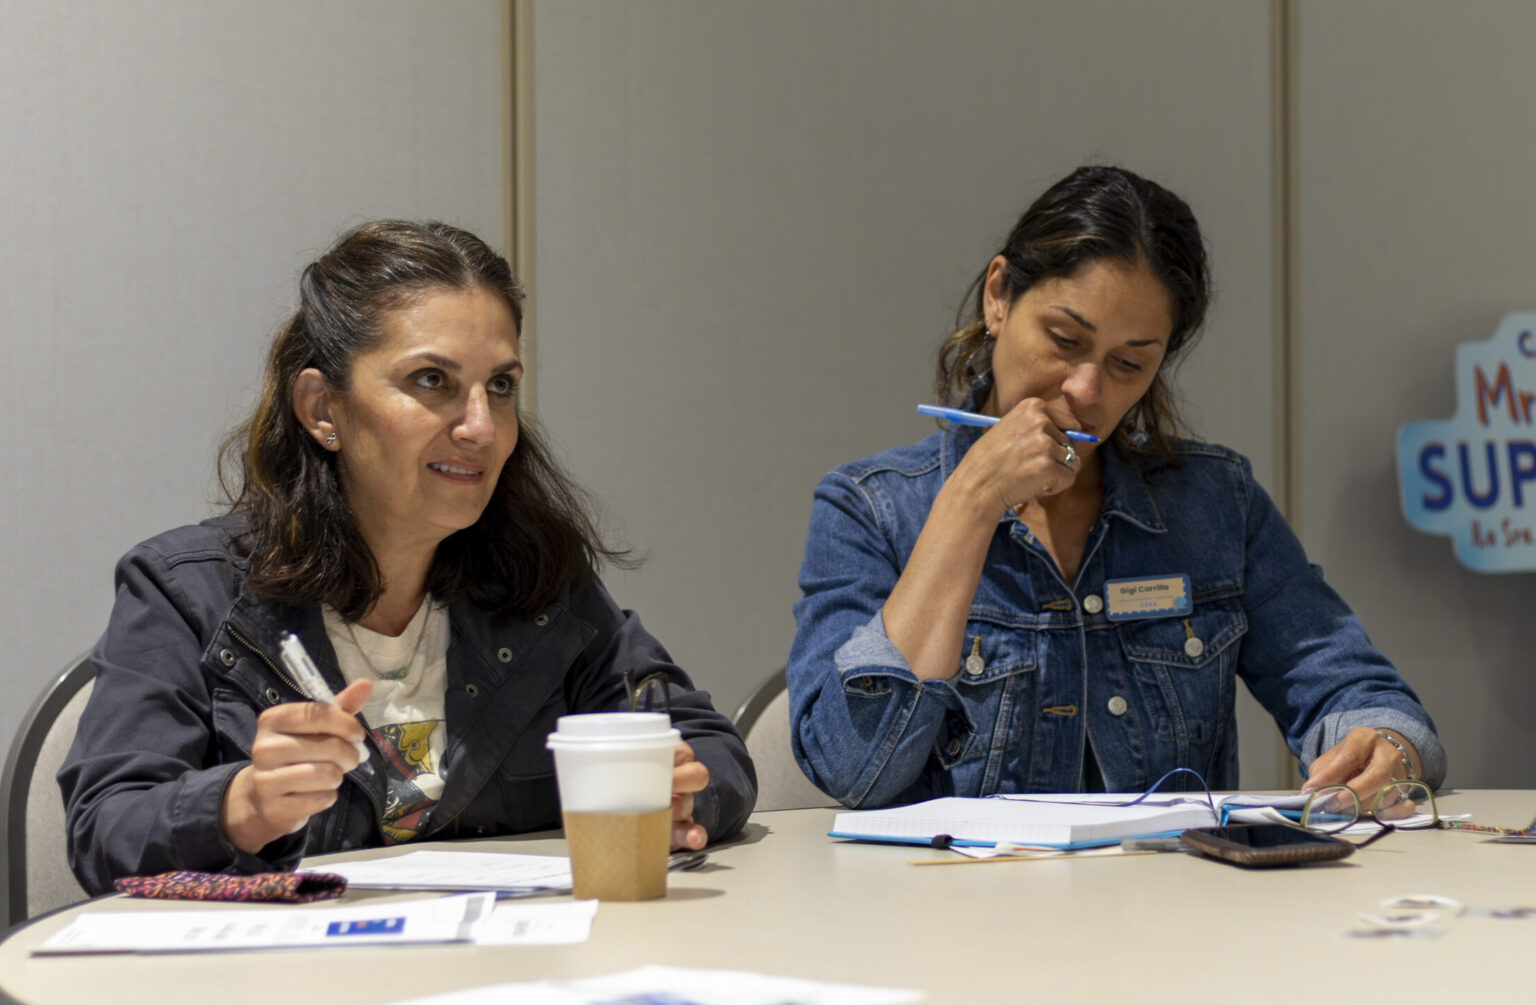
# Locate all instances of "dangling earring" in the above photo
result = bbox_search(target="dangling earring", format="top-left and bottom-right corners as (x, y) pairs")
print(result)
(965, 326), (994, 390)
(1124, 410), (1150, 447)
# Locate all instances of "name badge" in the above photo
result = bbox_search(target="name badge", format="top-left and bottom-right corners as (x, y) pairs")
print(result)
(1102, 574), (1192, 621)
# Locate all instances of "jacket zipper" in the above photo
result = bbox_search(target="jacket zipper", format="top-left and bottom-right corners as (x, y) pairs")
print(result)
(227, 624), (304, 696)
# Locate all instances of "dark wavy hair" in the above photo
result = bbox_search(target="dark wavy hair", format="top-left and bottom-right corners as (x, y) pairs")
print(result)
(220, 219), (624, 620)
(935, 165), (1211, 459)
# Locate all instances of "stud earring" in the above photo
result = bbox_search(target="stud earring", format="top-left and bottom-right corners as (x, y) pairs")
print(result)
(323, 433), (337, 447)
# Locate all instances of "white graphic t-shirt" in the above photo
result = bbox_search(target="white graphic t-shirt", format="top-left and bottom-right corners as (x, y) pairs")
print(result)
(323, 598), (451, 844)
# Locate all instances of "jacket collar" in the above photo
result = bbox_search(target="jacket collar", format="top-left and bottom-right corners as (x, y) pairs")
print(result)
(1097, 440), (1169, 535)
(225, 592), (344, 691)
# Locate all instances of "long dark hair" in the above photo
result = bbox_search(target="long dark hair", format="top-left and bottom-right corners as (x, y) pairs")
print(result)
(935, 165), (1211, 459)
(221, 219), (625, 620)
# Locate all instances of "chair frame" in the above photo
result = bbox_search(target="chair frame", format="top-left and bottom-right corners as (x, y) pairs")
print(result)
(732, 666), (787, 737)
(1, 652), (95, 930)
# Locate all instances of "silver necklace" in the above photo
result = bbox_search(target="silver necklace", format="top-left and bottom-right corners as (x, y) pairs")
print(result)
(345, 603), (430, 682)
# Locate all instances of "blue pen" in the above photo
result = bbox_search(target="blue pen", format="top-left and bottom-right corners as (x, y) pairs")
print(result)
(917, 404), (1099, 443)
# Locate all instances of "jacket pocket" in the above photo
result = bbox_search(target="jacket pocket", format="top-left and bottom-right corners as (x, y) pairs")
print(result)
(210, 687), (260, 760)
(1116, 598), (1245, 743)
(497, 686), (568, 782)
(935, 615), (1038, 768)
(954, 615), (1038, 684)
(489, 772), (563, 835)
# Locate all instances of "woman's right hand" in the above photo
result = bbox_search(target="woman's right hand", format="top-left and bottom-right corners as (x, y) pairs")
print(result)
(882, 398), (1085, 682)
(948, 398), (1083, 515)
(220, 678), (373, 855)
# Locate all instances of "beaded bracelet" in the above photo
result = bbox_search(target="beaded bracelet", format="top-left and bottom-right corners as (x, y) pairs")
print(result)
(1441, 819), (1534, 835)
(1374, 729), (1416, 781)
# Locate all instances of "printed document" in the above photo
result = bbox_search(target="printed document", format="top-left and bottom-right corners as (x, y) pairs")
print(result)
(34, 891), (493, 955)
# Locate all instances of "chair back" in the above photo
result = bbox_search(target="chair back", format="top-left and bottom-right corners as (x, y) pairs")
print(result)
(2, 652), (95, 929)
(733, 668), (837, 811)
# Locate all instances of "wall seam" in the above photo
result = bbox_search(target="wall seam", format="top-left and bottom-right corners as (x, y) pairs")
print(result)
(1275, 0), (1299, 529)
(508, 0), (537, 413)
(1274, 0), (1305, 789)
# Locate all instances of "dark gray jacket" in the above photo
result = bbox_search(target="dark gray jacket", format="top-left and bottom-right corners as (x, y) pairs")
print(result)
(60, 516), (756, 895)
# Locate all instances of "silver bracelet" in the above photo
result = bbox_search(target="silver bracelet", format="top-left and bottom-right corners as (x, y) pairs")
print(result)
(1374, 729), (1416, 781)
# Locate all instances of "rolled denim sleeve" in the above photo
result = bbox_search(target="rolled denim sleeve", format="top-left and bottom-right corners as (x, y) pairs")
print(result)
(787, 470), (966, 808)
(1234, 463), (1446, 789)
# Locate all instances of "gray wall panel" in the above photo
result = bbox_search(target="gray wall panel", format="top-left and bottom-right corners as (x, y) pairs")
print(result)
(1295, 0), (1536, 787)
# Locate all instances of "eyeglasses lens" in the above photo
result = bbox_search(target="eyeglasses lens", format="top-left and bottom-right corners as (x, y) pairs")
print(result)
(1301, 785), (1360, 833)
(1374, 781), (1436, 827)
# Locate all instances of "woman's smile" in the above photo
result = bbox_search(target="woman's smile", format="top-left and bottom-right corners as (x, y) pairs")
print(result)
(428, 459), (487, 482)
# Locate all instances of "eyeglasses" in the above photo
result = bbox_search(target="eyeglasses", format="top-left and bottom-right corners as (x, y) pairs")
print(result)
(1298, 781), (1439, 848)
(623, 669), (672, 715)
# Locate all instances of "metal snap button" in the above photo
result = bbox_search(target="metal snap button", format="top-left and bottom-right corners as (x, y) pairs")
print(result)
(465, 683), (480, 698)
(219, 649), (236, 667)
(497, 647), (513, 663)
(1184, 637), (1205, 658)
(264, 687), (281, 705)
(1082, 594), (1104, 614)
(534, 613), (549, 627)
(1107, 695), (1128, 716)
(964, 636), (984, 676)
(946, 738), (963, 757)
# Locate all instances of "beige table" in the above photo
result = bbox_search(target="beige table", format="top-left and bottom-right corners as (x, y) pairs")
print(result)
(3, 790), (1533, 1004)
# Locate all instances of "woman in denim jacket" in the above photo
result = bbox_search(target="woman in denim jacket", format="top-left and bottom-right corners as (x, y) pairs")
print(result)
(62, 222), (754, 893)
(787, 166), (1443, 809)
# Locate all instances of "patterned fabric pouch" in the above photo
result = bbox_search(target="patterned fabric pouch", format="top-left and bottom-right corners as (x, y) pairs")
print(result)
(114, 870), (348, 903)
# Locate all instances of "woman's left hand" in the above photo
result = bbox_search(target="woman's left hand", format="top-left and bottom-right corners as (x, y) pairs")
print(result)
(1301, 726), (1420, 801)
(671, 741), (710, 851)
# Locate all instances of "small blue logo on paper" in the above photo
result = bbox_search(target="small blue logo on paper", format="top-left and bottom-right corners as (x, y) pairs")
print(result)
(1397, 312), (1536, 572)
(326, 916), (405, 937)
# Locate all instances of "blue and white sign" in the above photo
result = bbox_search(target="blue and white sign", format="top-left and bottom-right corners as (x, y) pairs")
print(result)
(1397, 312), (1536, 572)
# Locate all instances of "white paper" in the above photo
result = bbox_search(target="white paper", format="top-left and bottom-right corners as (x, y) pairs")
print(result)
(474, 899), (597, 946)
(1223, 806), (1462, 832)
(33, 892), (493, 955)
(313, 850), (573, 893)
(996, 791), (1460, 836)
(385, 965), (924, 1005)
(994, 791), (1306, 812)
(831, 795), (1218, 847)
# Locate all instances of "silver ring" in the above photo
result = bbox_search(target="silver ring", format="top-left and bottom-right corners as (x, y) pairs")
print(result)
(1061, 443), (1077, 468)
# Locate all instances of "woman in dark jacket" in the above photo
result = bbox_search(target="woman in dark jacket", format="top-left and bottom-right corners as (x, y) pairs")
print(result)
(61, 220), (756, 894)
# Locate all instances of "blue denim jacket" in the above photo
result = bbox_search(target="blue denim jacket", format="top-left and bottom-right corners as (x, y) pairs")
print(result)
(787, 427), (1445, 808)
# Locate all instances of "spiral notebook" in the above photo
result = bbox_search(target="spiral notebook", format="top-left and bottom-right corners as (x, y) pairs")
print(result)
(829, 795), (1220, 850)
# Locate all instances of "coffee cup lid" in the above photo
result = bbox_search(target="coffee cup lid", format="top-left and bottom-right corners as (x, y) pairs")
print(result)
(546, 712), (679, 747)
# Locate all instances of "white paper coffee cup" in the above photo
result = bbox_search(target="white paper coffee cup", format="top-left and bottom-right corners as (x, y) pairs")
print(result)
(545, 712), (680, 812)
(547, 712), (682, 901)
